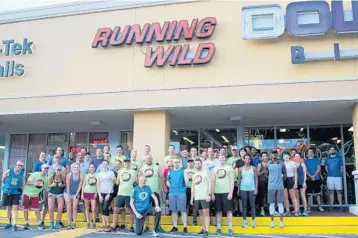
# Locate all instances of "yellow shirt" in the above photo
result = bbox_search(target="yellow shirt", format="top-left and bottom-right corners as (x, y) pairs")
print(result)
(110, 155), (126, 166)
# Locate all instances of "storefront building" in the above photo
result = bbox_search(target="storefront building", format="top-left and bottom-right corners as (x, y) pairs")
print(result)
(0, 0), (357, 213)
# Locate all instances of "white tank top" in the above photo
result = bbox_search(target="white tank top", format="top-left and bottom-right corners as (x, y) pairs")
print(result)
(285, 161), (297, 178)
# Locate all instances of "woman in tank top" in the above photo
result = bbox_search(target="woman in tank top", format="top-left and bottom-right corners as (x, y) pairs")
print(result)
(82, 163), (98, 229)
(65, 163), (84, 229)
(48, 165), (66, 229)
(237, 154), (258, 228)
(283, 151), (299, 216)
(294, 153), (308, 216)
(257, 152), (269, 216)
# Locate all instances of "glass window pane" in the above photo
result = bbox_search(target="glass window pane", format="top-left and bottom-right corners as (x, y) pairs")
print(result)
(0, 134), (6, 181)
(69, 132), (88, 157)
(27, 134), (46, 174)
(199, 129), (236, 156)
(276, 126), (308, 153)
(343, 125), (355, 205)
(246, 128), (275, 152)
(309, 125), (343, 205)
(89, 132), (109, 156)
(121, 131), (133, 157)
(171, 130), (199, 155)
(9, 134), (28, 168)
(47, 133), (68, 146)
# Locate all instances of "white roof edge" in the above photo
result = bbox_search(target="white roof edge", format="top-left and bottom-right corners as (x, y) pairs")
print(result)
(0, 0), (198, 25)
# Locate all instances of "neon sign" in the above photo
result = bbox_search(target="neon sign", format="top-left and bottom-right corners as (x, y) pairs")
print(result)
(91, 18), (217, 67)
(242, 0), (358, 40)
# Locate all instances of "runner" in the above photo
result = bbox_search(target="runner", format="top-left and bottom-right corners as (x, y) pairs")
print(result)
(167, 158), (188, 235)
(164, 145), (177, 165)
(234, 148), (246, 217)
(130, 150), (140, 172)
(257, 152), (269, 216)
(92, 148), (104, 170)
(237, 154), (258, 228)
(48, 165), (66, 229)
(130, 175), (162, 237)
(23, 164), (49, 230)
(32, 152), (47, 172)
(113, 157), (136, 232)
(65, 163), (84, 229)
(111, 145), (126, 166)
(184, 158), (197, 224)
(305, 147), (324, 212)
(2, 160), (25, 231)
(48, 147), (69, 170)
(267, 151), (287, 228)
(283, 151), (299, 216)
(96, 160), (116, 232)
(203, 148), (219, 173)
(139, 154), (164, 233)
(191, 158), (211, 238)
(250, 147), (261, 167)
(48, 154), (67, 176)
(163, 158), (173, 215)
(294, 153), (308, 216)
(82, 163), (98, 229)
(212, 155), (234, 236)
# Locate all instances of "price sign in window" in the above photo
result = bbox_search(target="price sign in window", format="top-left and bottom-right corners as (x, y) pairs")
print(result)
(89, 132), (109, 156)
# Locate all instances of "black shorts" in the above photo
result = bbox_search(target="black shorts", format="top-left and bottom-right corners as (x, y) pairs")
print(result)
(306, 180), (322, 194)
(233, 185), (239, 199)
(214, 193), (233, 212)
(186, 188), (192, 206)
(194, 200), (210, 211)
(115, 195), (131, 209)
(150, 192), (160, 207)
(284, 177), (295, 190)
(3, 194), (21, 206)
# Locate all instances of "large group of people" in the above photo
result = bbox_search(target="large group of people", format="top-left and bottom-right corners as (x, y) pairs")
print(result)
(1, 143), (345, 237)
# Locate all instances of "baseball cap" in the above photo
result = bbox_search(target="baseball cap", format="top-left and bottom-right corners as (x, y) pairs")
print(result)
(123, 157), (131, 162)
(271, 149), (278, 154)
(188, 158), (194, 162)
(232, 146), (238, 151)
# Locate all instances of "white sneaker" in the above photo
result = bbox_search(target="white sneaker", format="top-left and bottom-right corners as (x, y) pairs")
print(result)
(279, 221), (284, 228)
(152, 230), (159, 237)
(251, 221), (256, 228)
(242, 220), (247, 228)
(318, 206), (325, 212)
(270, 221), (275, 228)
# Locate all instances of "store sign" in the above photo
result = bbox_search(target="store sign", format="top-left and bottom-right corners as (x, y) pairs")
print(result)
(0, 38), (33, 78)
(91, 17), (216, 67)
(92, 139), (108, 144)
(242, 0), (358, 64)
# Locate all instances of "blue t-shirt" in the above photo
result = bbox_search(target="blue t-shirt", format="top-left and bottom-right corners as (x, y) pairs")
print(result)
(305, 157), (321, 180)
(324, 155), (343, 178)
(3, 168), (24, 195)
(48, 156), (69, 167)
(168, 168), (186, 195)
(91, 157), (104, 170)
(251, 154), (261, 167)
(132, 185), (152, 214)
(32, 160), (47, 172)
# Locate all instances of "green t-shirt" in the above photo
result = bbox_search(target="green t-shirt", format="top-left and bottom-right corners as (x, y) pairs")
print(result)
(184, 167), (196, 188)
(110, 155), (126, 166)
(141, 155), (158, 166)
(227, 156), (239, 167)
(141, 164), (159, 192)
(118, 168), (136, 196)
(214, 165), (233, 194)
(23, 172), (49, 197)
(83, 173), (98, 194)
(193, 169), (209, 201)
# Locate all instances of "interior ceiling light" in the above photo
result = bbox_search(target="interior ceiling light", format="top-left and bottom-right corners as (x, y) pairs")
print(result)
(279, 128), (287, 132)
(331, 137), (339, 141)
(222, 136), (230, 143)
(216, 129), (220, 132)
(348, 126), (353, 132)
(337, 140), (342, 144)
(300, 128), (304, 132)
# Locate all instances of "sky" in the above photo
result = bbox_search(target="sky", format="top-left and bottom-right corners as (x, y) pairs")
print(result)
(1, 0), (102, 12)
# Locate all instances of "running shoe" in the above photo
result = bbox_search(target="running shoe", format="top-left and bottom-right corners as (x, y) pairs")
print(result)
(260, 210), (265, 216)
(270, 221), (275, 228)
(12, 225), (18, 231)
(49, 222), (55, 230)
(152, 230), (159, 237)
(170, 227), (178, 233)
(67, 225), (72, 230)
(4, 224), (12, 230)
(129, 227), (134, 232)
(197, 229), (204, 235)
(182, 227), (188, 235)
(37, 223), (45, 230)
(92, 223), (97, 229)
(59, 221), (65, 228)
(54, 222), (61, 229)
(318, 206), (325, 212)
(120, 224), (126, 230)
(215, 228), (221, 235)
(241, 220), (247, 228)
(86, 223), (91, 229)
(203, 231), (209, 238)
(284, 211), (291, 217)
(157, 227), (165, 233)
(279, 221), (285, 228)
(302, 210), (309, 216)
(71, 224), (76, 229)
(251, 221), (256, 228)
(228, 229), (233, 236)
(293, 211), (299, 217)
(144, 226), (150, 233)
(24, 223), (30, 230)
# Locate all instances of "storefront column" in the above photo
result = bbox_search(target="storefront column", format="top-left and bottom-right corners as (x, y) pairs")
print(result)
(133, 110), (170, 166)
(237, 124), (245, 148)
(350, 104), (358, 215)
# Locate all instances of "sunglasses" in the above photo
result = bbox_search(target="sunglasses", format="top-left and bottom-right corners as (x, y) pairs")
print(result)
(16, 164), (24, 167)
(44, 167), (49, 170)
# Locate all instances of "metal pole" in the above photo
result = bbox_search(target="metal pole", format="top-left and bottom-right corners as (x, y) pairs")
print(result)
(341, 125), (348, 205)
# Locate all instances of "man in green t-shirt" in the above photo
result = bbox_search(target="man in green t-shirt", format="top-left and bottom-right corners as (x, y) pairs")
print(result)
(212, 155), (234, 236)
(110, 145), (126, 166)
(113, 157), (137, 232)
(184, 158), (198, 224)
(23, 164), (49, 230)
(190, 158), (212, 237)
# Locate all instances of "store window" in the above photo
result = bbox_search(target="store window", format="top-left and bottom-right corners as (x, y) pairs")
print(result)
(9, 134), (28, 169)
(343, 125), (355, 205)
(27, 134), (46, 174)
(276, 126), (308, 153)
(170, 130), (199, 154)
(89, 132), (109, 157)
(69, 132), (89, 157)
(0, 134), (6, 180)
(46, 133), (69, 158)
(121, 131), (133, 157)
(309, 125), (343, 205)
(246, 128), (275, 152)
(199, 129), (236, 155)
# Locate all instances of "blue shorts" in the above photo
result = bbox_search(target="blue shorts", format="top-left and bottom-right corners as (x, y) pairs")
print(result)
(169, 194), (186, 211)
(48, 192), (64, 199)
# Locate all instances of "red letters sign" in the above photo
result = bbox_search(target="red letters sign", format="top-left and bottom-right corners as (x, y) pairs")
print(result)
(92, 139), (108, 144)
(91, 17), (217, 67)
